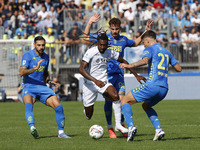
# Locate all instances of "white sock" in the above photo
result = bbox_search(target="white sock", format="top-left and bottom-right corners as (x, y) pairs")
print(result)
(113, 100), (121, 127)
(30, 126), (35, 130)
(156, 129), (162, 133)
(58, 130), (64, 134)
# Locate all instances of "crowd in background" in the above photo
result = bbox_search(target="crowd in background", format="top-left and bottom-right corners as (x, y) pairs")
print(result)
(0, 0), (200, 64)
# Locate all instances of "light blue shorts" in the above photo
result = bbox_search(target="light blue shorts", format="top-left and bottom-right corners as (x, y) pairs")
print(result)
(22, 84), (56, 104)
(131, 83), (168, 106)
(108, 73), (125, 92)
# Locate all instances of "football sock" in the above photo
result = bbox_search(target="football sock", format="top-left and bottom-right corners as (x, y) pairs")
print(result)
(54, 104), (65, 130)
(104, 101), (113, 126)
(121, 114), (125, 125)
(58, 130), (64, 134)
(146, 108), (161, 129)
(113, 100), (121, 126)
(25, 103), (35, 128)
(121, 104), (134, 127)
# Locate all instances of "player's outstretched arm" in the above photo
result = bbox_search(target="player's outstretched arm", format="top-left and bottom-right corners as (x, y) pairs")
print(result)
(134, 20), (153, 47)
(19, 59), (44, 76)
(79, 60), (105, 88)
(118, 56), (147, 84)
(83, 13), (101, 41)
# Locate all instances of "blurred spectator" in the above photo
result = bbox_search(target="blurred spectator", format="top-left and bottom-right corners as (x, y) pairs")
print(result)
(2, 4), (12, 20)
(190, 0), (200, 13)
(10, 10), (20, 33)
(33, 0), (42, 13)
(15, 23), (27, 39)
(191, 12), (200, 28)
(153, 8), (168, 30)
(124, 7), (135, 29)
(172, 0), (182, 12)
(18, 10), (26, 24)
(59, 31), (70, 64)
(169, 30), (181, 60)
(83, 5), (96, 29)
(118, 0), (129, 18)
(67, 22), (82, 64)
(100, 0), (112, 20)
(35, 28), (45, 37)
(57, 0), (67, 32)
(164, 1), (171, 12)
(156, 29), (165, 44)
(27, 30), (36, 40)
(136, 0), (148, 10)
(153, 0), (163, 9)
(183, 14), (192, 31)
(127, 0), (139, 13)
(189, 27), (199, 61)
(13, 32), (23, 39)
(135, 4), (144, 21)
(22, 0), (33, 14)
(48, 6), (59, 25)
(180, 29), (192, 62)
(44, 0), (53, 12)
(43, 14), (58, 39)
(173, 14), (184, 29)
(0, 75), (6, 102)
(37, 5), (48, 20)
(143, 3), (155, 24)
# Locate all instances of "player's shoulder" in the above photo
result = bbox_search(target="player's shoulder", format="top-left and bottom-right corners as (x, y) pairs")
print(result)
(87, 46), (99, 54)
(43, 52), (49, 59)
(23, 49), (33, 57)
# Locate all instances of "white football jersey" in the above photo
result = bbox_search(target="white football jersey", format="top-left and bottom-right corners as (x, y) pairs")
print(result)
(82, 46), (119, 83)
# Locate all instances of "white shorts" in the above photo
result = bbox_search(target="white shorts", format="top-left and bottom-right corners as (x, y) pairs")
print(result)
(83, 80), (112, 107)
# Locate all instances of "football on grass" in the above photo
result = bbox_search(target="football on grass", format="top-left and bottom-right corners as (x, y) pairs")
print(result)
(89, 125), (104, 139)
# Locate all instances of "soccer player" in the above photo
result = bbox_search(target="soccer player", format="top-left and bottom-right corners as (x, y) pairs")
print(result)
(19, 36), (71, 139)
(119, 30), (182, 142)
(79, 32), (145, 130)
(83, 13), (152, 138)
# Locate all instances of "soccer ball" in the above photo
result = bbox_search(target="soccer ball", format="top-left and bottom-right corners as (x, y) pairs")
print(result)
(89, 125), (104, 139)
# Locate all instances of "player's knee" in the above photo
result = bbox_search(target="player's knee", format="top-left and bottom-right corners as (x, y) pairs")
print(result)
(112, 93), (119, 101)
(142, 102), (151, 111)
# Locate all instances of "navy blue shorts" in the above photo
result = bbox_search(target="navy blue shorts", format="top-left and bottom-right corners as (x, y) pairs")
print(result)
(108, 73), (125, 92)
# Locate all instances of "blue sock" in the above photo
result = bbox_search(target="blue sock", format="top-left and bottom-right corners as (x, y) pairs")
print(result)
(54, 104), (65, 130)
(25, 103), (35, 128)
(121, 114), (125, 124)
(121, 104), (134, 127)
(146, 108), (161, 129)
(104, 101), (112, 126)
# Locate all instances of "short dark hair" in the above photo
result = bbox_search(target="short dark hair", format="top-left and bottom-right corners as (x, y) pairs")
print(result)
(97, 32), (108, 41)
(109, 18), (121, 26)
(34, 36), (46, 43)
(141, 30), (156, 40)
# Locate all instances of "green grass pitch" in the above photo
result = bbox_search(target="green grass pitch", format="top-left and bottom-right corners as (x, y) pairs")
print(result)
(0, 100), (200, 150)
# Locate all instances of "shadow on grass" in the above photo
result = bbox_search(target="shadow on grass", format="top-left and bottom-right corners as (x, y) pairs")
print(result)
(39, 134), (76, 139)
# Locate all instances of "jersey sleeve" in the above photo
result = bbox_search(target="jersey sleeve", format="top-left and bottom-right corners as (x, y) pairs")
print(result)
(142, 47), (152, 59)
(169, 53), (178, 66)
(111, 49), (119, 60)
(125, 36), (135, 47)
(82, 48), (94, 63)
(21, 52), (31, 68)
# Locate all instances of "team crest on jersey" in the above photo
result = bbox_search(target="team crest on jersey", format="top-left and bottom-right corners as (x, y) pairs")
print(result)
(23, 60), (26, 65)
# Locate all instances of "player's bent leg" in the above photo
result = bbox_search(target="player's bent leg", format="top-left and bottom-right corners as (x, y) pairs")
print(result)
(46, 96), (71, 138)
(142, 102), (164, 141)
(23, 95), (39, 138)
(121, 92), (138, 142)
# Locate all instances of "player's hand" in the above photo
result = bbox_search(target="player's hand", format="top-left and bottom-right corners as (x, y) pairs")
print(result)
(35, 59), (44, 70)
(135, 75), (147, 84)
(119, 63), (131, 69)
(89, 13), (101, 24)
(146, 20), (153, 31)
(94, 80), (105, 88)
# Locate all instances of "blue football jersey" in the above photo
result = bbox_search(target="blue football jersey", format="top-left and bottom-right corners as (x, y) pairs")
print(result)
(21, 49), (49, 86)
(89, 32), (135, 75)
(142, 43), (178, 88)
